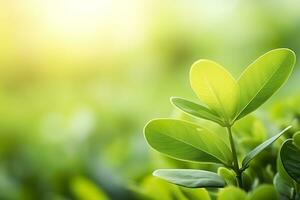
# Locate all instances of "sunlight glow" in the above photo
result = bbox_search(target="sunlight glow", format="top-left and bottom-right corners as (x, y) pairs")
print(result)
(41, 0), (113, 40)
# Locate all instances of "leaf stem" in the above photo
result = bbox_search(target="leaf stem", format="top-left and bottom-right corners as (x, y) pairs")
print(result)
(226, 126), (243, 188)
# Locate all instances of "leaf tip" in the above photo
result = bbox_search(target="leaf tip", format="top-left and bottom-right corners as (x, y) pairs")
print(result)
(170, 96), (179, 105)
(272, 48), (296, 64)
(283, 125), (292, 133)
(190, 59), (214, 78)
(152, 170), (160, 177)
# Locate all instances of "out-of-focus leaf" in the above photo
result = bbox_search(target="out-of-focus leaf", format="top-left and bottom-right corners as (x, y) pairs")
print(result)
(232, 115), (265, 138)
(190, 59), (239, 124)
(280, 139), (300, 183)
(217, 167), (236, 186)
(273, 173), (294, 199)
(247, 184), (278, 200)
(153, 169), (226, 188)
(293, 131), (300, 149)
(217, 186), (247, 200)
(139, 176), (211, 200)
(236, 48), (296, 120)
(180, 188), (211, 200)
(171, 97), (224, 126)
(139, 176), (187, 200)
(241, 126), (291, 170)
(241, 171), (253, 191)
(144, 119), (232, 165)
(70, 176), (109, 200)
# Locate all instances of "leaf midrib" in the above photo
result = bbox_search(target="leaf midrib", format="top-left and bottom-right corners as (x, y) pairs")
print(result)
(182, 124), (232, 165)
(173, 99), (223, 125)
(204, 76), (229, 122)
(235, 57), (287, 120)
(153, 125), (228, 165)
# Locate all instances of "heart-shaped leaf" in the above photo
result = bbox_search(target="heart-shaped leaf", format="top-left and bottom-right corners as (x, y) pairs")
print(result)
(236, 48), (296, 120)
(190, 59), (239, 124)
(241, 126), (291, 170)
(280, 139), (300, 183)
(171, 97), (225, 126)
(153, 169), (226, 188)
(144, 119), (232, 166)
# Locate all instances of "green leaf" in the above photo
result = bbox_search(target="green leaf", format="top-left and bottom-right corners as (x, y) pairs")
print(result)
(217, 186), (247, 200)
(171, 97), (225, 126)
(180, 188), (211, 200)
(273, 173), (294, 199)
(139, 175), (187, 200)
(293, 131), (300, 149)
(236, 48), (296, 120)
(280, 139), (300, 183)
(153, 169), (226, 188)
(241, 126), (291, 170)
(217, 167), (236, 186)
(277, 150), (294, 185)
(248, 184), (279, 200)
(190, 59), (239, 124)
(144, 119), (232, 165)
(70, 176), (110, 200)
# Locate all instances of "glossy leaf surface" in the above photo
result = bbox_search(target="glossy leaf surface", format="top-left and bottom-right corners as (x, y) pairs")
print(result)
(280, 139), (300, 183)
(242, 126), (291, 169)
(190, 59), (239, 124)
(236, 48), (296, 120)
(153, 169), (225, 188)
(144, 119), (232, 165)
(171, 97), (225, 126)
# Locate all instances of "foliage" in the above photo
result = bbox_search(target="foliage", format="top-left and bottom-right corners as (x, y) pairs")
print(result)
(144, 48), (296, 199)
(275, 132), (300, 200)
(1, 1), (300, 199)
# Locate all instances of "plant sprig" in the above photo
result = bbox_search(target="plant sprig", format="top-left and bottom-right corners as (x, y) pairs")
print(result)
(144, 48), (296, 190)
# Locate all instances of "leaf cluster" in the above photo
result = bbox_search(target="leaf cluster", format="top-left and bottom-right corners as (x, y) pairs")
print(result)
(143, 48), (296, 198)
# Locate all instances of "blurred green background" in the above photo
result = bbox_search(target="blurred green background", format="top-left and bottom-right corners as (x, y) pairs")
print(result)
(0, 0), (300, 199)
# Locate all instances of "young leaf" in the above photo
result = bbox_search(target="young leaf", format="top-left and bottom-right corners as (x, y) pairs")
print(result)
(217, 167), (236, 186)
(170, 97), (225, 126)
(236, 48), (296, 120)
(153, 169), (226, 188)
(280, 139), (300, 183)
(144, 119), (233, 166)
(241, 126), (291, 170)
(190, 59), (239, 124)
